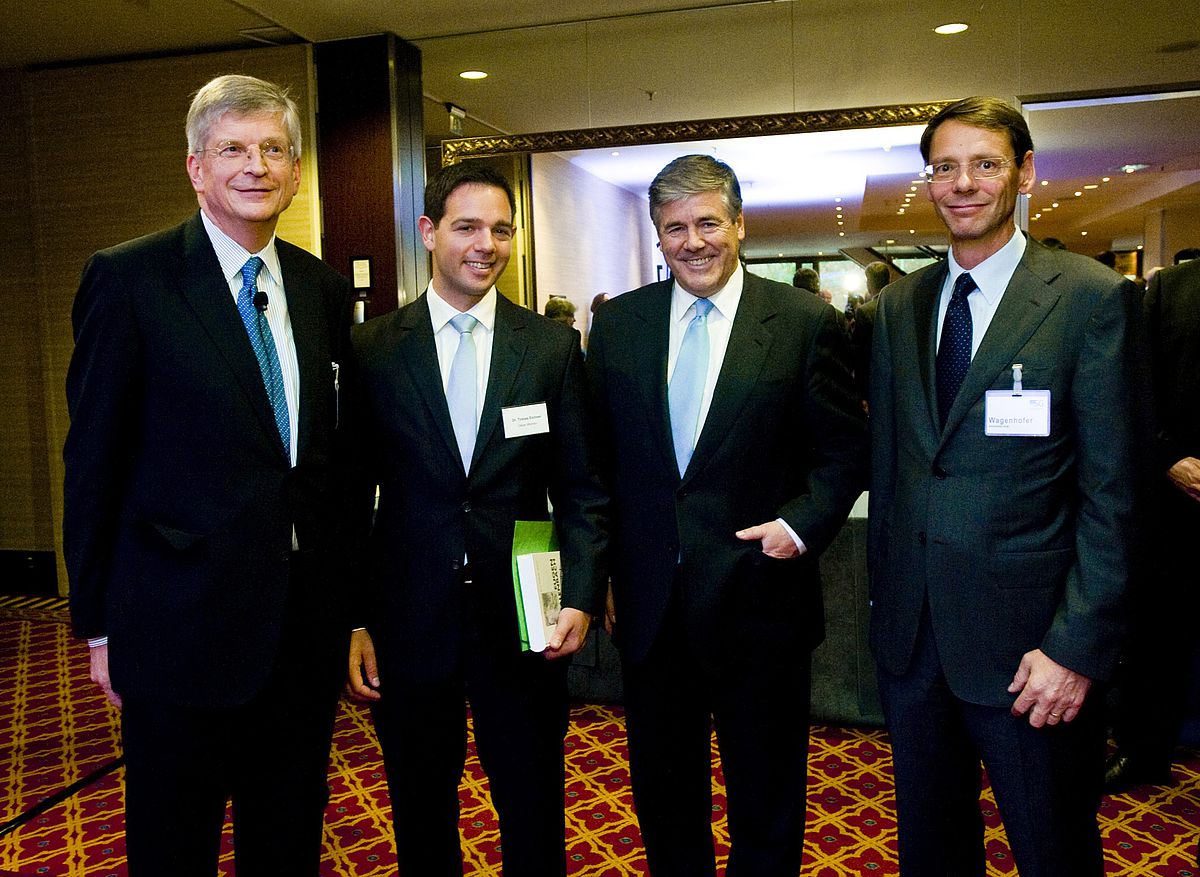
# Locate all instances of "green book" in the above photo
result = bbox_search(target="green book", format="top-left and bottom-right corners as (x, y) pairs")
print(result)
(512, 520), (562, 652)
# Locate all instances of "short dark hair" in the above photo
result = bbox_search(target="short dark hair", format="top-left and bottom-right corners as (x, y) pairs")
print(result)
(543, 297), (577, 320)
(648, 154), (743, 227)
(920, 96), (1034, 165)
(424, 162), (517, 225)
(864, 261), (891, 296)
(793, 267), (821, 294)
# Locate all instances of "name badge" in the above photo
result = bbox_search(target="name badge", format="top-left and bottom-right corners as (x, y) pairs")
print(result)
(984, 390), (1051, 436)
(503, 402), (550, 438)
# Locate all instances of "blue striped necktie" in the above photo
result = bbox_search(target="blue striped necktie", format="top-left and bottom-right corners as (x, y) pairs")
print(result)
(236, 257), (290, 457)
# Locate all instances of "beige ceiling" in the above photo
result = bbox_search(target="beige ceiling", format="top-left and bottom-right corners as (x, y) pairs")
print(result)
(5, 0), (1200, 260)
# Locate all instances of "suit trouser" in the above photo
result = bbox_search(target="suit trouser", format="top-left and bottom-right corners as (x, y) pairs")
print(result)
(371, 569), (571, 877)
(121, 555), (344, 877)
(877, 606), (1106, 877)
(1110, 490), (1199, 767)
(622, 590), (812, 877)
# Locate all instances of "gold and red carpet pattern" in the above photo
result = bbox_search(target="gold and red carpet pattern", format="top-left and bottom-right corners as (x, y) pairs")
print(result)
(2, 613), (1199, 875)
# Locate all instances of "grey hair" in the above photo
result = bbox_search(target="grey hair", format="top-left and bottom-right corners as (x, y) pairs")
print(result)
(186, 74), (302, 158)
(648, 154), (743, 226)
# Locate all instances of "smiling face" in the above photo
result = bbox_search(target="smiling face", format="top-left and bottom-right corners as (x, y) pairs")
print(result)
(925, 119), (1036, 268)
(655, 191), (745, 298)
(186, 111), (299, 252)
(419, 183), (514, 312)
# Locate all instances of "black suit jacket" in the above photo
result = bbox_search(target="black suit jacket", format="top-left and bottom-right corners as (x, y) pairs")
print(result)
(868, 238), (1149, 705)
(1144, 258), (1200, 474)
(64, 212), (352, 709)
(586, 272), (868, 667)
(349, 292), (607, 683)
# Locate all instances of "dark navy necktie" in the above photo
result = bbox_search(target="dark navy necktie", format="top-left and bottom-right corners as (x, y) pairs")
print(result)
(236, 257), (290, 457)
(936, 272), (975, 428)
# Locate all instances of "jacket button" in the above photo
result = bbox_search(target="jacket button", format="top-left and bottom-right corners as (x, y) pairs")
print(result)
(451, 559), (462, 570)
(462, 502), (472, 513)
(917, 531), (927, 545)
(932, 465), (947, 480)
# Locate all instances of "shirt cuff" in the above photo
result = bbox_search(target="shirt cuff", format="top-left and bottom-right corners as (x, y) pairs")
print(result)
(775, 518), (808, 555)
(87, 636), (108, 648)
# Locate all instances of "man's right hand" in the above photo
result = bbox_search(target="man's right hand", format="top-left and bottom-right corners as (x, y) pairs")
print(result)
(1167, 456), (1200, 503)
(89, 644), (122, 709)
(345, 628), (382, 702)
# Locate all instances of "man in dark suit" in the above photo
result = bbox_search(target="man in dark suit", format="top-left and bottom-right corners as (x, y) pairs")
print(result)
(63, 74), (352, 876)
(868, 96), (1148, 875)
(587, 154), (867, 877)
(1105, 256), (1200, 791)
(851, 260), (891, 406)
(344, 162), (607, 876)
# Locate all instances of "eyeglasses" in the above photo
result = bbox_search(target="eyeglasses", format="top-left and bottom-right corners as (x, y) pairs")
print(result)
(924, 157), (1016, 182)
(197, 140), (294, 165)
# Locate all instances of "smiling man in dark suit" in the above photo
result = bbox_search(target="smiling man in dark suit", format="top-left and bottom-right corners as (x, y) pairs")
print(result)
(63, 74), (352, 876)
(344, 162), (607, 876)
(586, 154), (867, 877)
(868, 96), (1149, 876)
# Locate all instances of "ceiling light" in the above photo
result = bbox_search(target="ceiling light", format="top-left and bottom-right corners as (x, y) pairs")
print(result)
(1120, 163), (1149, 174)
(611, 151), (620, 157)
(934, 22), (969, 35)
(909, 229), (916, 234)
(886, 239), (896, 244)
(1052, 202), (1060, 208)
(1081, 231), (1088, 236)
(1137, 245), (1143, 250)
(459, 70), (488, 80)
(838, 221), (844, 225)
(1075, 191), (1083, 197)
(835, 198), (842, 203)
(1041, 180), (1049, 186)
(839, 232), (845, 237)
(1102, 176), (1111, 182)
(1084, 184), (1099, 189)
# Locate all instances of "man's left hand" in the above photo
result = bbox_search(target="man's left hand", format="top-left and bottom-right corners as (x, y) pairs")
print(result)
(545, 608), (590, 660)
(735, 520), (802, 559)
(1008, 648), (1092, 727)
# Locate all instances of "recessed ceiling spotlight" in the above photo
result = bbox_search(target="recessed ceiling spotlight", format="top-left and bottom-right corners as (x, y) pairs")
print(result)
(835, 198), (842, 203)
(1081, 231), (1088, 236)
(1137, 245), (1143, 250)
(1074, 191), (1083, 197)
(839, 232), (846, 237)
(459, 70), (488, 80)
(934, 22), (969, 35)
(1101, 176), (1111, 182)
(1041, 180), (1049, 186)
(1119, 163), (1149, 174)
(886, 239), (896, 244)
(1051, 202), (1060, 208)
(611, 151), (620, 157)
(1084, 184), (1099, 189)
(909, 229), (916, 234)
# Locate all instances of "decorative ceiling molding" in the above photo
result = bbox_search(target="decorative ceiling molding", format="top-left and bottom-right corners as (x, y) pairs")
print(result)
(441, 100), (956, 164)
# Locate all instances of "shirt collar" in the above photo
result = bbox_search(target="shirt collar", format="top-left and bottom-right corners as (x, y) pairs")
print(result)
(427, 282), (497, 333)
(946, 228), (1026, 306)
(671, 262), (744, 323)
(199, 210), (282, 287)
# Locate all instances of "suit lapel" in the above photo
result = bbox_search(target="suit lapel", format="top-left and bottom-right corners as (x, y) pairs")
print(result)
(473, 296), (530, 471)
(176, 213), (287, 458)
(940, 243), (1063, 440)
(683, 274), (773, 485)
(395, 295), (465, 472)
(912, 263), (947, 438)
(631, 283), (677, 477)
(278, 242), (321, 461)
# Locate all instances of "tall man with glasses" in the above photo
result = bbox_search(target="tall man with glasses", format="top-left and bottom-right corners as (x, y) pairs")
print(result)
(344, 162), (607, 876)
(587, 154), (867, 876)
(868, 96), (1149, 875)
(64, 74), (352, 876)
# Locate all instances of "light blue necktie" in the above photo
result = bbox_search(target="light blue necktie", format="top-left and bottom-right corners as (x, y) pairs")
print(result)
(236, 257), (290, 458)
(669, 297), (714, 476)
(446, 313), (479, 473)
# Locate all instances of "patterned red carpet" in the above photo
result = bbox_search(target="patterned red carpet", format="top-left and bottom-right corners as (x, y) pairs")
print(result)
(2, 613), (1199, 875)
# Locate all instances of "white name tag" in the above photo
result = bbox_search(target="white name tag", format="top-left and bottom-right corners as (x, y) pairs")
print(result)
(984, 390), (1051, 436)
(503, 402), (550, 438)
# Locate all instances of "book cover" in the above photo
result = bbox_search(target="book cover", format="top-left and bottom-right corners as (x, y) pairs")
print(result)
(512, 520), (562, 652)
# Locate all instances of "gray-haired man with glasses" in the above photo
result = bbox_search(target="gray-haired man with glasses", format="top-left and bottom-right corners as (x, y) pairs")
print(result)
(868, 95), (1150, 875)
(64, 73), (352, 876)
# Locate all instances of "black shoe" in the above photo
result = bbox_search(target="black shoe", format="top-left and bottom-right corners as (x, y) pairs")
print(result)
(1103, 752), (1174, 795)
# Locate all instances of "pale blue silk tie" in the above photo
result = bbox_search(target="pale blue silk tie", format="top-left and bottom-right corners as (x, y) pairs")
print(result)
(668, 297), (714, 476)
(236, 257), (290, 458)
(446, 313), (479, 473)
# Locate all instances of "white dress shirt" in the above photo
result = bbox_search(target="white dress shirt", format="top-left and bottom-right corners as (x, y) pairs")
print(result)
(201, 210), (300, 466)
(426, 283), (497, 425)
(936, 228), (1027, 357)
